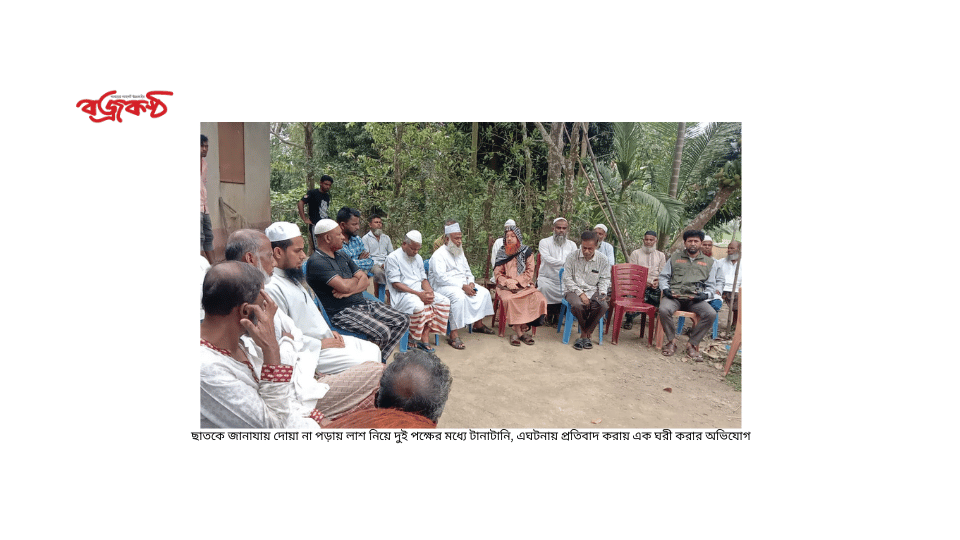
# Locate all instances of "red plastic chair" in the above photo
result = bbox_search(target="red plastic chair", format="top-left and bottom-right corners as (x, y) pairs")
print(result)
(609, 263), (657, 345)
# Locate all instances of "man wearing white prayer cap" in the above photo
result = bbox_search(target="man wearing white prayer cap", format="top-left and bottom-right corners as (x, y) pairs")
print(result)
(385, 230), (451, 352)
(594, 223), (615, 277)
(489, 219), (518, 281)
(263, 220), (382, 371)
(222, 226), (384, 424)
(305, 219), (410, 363)
(701, 235), (716, 259)
(537, 217), (577, 322)
(428, 220), (495, 349)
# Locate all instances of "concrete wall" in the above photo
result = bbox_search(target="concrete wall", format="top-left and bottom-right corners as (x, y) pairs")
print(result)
(201, 122), (271, 260)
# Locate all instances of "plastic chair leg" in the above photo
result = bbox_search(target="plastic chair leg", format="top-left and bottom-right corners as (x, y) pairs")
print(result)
(399, 331), (409, 352)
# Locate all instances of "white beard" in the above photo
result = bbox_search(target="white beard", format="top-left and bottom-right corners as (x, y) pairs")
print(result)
(447, 244), (464, 258)
(256, 261), (272, 285)
(641, 245), (654, 254)
(728, 253), (740, 261)
(553, 233), (567, 246)
(372, 229), (383, 236)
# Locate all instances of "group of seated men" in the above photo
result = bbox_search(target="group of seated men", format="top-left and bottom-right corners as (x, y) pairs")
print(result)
(199, 205), (742, 427)
(199, 221), (453, 429)
(622, 230), (742, 360)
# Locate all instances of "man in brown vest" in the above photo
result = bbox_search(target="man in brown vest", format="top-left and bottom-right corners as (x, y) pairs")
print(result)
(658, 230), (721, 360)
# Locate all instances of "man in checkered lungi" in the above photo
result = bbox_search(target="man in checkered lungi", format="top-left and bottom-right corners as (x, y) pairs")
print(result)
(306, 219), (410, 363)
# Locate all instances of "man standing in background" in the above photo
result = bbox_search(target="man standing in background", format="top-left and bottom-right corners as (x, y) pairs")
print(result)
(298, 175), (333, 254)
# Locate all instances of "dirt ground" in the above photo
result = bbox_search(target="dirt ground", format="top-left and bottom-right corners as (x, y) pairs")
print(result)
(406, 304), (742, 429)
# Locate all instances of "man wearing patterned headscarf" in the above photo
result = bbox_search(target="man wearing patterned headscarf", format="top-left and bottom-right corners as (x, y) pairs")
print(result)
(494, 226), (547, 346)
(489, 219), (517, 281)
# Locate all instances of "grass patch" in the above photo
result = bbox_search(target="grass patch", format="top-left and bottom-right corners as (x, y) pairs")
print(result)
(723, 354), (742, 391)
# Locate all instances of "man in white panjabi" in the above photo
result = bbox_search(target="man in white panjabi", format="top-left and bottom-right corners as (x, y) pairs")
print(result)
(385, 230), (451, 352)
(594, 223), (615, 275)
(488, 219), (516, 283)
(428, 220), (495, 350)
(262, 222), (382, 375)
(200, 261), (324, 429)
(537, 217), (577, 320)
(225, 227), (384, 423)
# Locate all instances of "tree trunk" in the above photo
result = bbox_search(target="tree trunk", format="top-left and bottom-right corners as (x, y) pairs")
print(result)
(535, 122), (565, 236)
(393, 123), (404, 198)
(303, 122), (315, 190)
(521, 122), (534, 229)
(667, 185), (737, 252)
(471, 122), (479, 173)
(668, 122), (686, 199)
(561, 122), (582, 219)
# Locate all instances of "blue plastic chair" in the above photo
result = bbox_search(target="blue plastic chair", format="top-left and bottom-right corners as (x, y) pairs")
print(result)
(556, 268), (604, 345)
(676, 299), (720, 340)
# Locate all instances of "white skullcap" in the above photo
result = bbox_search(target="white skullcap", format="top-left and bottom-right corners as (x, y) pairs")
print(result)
(504, 219), (516, 228)
(594, 224), (607, 232)
(553, 217), (567, 225)
(265, 222), (301, 242)
(444, 223), (461, 235)
(406, 230), (422, 243)
(703, 235), (713, 242)
(313, 219), (339, 235)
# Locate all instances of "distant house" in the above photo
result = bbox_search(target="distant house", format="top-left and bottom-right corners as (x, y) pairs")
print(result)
(201, 122), (271, 260)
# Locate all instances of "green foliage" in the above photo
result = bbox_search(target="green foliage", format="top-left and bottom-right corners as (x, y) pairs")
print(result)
(267, 121), (740, 274)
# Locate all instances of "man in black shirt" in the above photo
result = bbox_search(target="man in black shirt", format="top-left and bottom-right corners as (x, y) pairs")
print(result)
(306, 219), (409, 363)
(297, 175), (333, 254)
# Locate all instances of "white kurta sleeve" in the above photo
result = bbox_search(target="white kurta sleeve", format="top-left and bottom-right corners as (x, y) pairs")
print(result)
(200, 356), (317, 429)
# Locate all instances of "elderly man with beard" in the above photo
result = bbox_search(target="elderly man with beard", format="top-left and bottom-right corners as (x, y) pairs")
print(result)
(658, 230), (721, 360)
(307, 219), (410, 363)
(494, 226), (547, 346)
(362, 215), (393, 300)
(385, 230), (451, 352)
(224, 228), (384, 423)
(429, 220), (495, 350)
(537, 217), (578, 323)
(200, 261), (323, 429)
(623, 230), (667, 330)
(715, 240), (742, 329)
(594, 224), (615, 271)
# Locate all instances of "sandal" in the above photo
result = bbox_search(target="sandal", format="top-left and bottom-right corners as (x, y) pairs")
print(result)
(520, 333), (535, 345)
(662, 341), (677, 356)
(573, 338), (585, 350)
(415, 341), (435, 353)
(447, 337), (465, 350)
(473, 324), (496, 335)
(510, 335), (521, 347)
(582, 339), (593, 349)
(621, 320), (633, 330)
(686, 344), (703, 361)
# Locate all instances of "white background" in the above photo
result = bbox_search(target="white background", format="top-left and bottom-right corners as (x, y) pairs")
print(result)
(2, 1), (957, 538)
